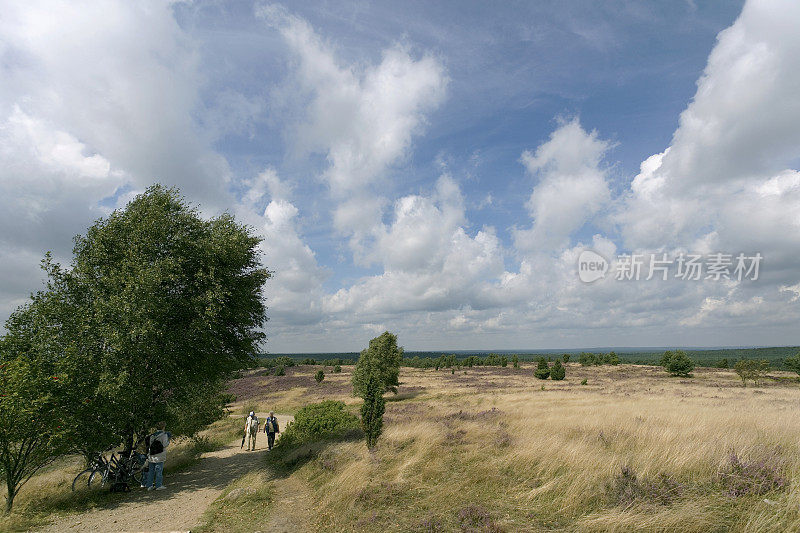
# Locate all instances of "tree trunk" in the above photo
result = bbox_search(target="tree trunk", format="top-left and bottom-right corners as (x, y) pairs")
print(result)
(4, 482), (14, 515)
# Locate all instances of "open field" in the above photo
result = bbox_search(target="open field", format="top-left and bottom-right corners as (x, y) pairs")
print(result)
(5, 362), (800, 532)
(217, 362), (800, 532)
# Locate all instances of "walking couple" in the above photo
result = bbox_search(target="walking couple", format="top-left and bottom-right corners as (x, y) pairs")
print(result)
(243, 411), (279, 451)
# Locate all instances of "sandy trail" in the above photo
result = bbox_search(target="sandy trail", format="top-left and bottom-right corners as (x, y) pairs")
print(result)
(36, 414), (293, 533)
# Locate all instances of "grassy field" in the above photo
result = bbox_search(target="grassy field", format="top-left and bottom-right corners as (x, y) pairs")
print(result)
(218, 362), (800, 532)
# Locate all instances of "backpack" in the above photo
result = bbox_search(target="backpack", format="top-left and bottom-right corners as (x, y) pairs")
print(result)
(148, 434), (164, 455)
(248, 416), (259, 433)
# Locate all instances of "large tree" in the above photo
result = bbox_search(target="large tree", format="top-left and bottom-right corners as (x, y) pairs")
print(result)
(61, 185), (270, 451)
(1, 184), (270, 505)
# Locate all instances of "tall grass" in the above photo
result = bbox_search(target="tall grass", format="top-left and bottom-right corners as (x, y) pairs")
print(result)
(229, 363), (800, 532)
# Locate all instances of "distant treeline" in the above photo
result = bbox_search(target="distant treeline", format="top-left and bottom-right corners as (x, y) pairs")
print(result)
(259, 346), (800, 370)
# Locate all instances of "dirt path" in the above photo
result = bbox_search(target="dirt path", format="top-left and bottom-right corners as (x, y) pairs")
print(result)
(36, 414), (293, 533)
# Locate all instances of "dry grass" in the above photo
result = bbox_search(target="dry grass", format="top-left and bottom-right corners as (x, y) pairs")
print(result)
(234, 363), (800, 532)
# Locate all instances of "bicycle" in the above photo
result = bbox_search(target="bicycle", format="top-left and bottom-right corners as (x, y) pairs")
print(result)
(71, 438), (149, 492)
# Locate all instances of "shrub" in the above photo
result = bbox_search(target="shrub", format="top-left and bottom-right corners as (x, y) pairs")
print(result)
(661, 350), (694, 377)
(734, 359), (769, 386)
(512, 354), (519, 369)
(457, 504), (503, 532)
(333, 365), (342, 373)
(719, 448), (787, 497)
(301, 358), (317, 365)
(534, 359), (550, 380)
(315, 370), (325, 384)
(716, 358), (730, 369)
(501, 356), (508, 368)
(562, 353), (570, 363)
(607, 351), (620, 365)
(280, 401), (359, 446)
(579, 352), (595, 366)
(607, 466), (684, 508)
(275, 365), (286, 376)
(782, 352), (800, 375)
(550, 360), (565, 380)
(580, 378), (588, 385)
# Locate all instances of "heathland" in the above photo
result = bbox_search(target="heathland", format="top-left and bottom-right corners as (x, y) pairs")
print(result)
(6, 361), (800, 532)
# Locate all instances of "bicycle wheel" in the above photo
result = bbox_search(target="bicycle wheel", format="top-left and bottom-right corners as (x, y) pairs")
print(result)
(87, 468), (109, 490)
(71, 468), (93, 491)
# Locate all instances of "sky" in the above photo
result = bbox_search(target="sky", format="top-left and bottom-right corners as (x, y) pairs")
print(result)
(1, 0), (799, 353)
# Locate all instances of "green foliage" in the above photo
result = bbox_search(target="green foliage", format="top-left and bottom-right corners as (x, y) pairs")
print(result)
(661, 350), (695, 377)
(501, 356), (508, 368)
(580, 378), (588, 385)
(0, 186), (270, 510)
(562, 353), (571, 363)
(278, 401), (359, 447)
(550, 360), (566, 380)
(360, 371), (385, 449)
(512, 354), (519, 368)
(783, 353), (800, 376)
(716, 358), (730, 369)
(333, 365), (342, 373)
(275, 365), (286, 376)
(734, 359), (769, 386)
(352, 332), (403, 396)
(0, 317), (73, 513)
(534, 359), (550, 380)
(315, 370), (325, 384)
(301, 358), (317, 365)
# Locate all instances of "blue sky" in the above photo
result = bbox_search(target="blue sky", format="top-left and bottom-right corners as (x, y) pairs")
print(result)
(2, 1), (799, 352)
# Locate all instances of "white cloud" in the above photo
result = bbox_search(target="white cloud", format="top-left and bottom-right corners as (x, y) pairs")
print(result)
(235, 168), (328, 329)
(514, 119), (613, 252)
(258, 4), (448, 249)
(324, 175), (505, 315)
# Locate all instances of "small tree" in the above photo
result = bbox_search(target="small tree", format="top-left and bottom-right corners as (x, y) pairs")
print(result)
(333, 365), (342, 373)
(716, 358), (730, 369)
(315, 370), (325, 384)
(360, 371), (385, 449)
(512, 354), (519, 369)
(352, 332), (403, 396)
(607, 351), (620, 365)
(661, 350), (694, 377)
(734, 359), (769, 387)
(534, 359), (550, 380)
(0, 294), (75, 514)
(501, 356), (508, 368)
(550, 360), (566, 380)
(562, 353), (571, 363)
(276, 365), (286, 376)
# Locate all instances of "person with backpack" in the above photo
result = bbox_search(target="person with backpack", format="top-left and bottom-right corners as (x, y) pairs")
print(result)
(244, 411), (259, 451)
(144, 421), (170, 491)
(263, 411), (279, 450)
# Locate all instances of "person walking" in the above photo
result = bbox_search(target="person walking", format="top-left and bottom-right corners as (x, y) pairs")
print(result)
(264, 411), (279, 450)
(244, 411), (259, 451)
(145, 421), (170, 491)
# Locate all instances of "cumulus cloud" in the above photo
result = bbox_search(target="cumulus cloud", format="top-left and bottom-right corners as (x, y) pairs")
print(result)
(514, 119), (613, 252)
(324, 175), (505, 316)
(235, 169), (328, 329)
(258, 3), (448, 254)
